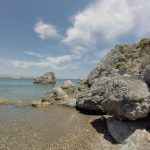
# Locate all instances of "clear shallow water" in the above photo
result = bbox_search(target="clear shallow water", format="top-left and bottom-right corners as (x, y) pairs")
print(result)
(0, 78), (78, 100)
(0, 105), (91, 149)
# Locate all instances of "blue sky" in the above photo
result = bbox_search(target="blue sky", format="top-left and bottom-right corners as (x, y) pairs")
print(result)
(0, 0), (150, 79)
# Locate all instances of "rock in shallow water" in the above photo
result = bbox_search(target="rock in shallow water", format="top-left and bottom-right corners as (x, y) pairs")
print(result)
(32, 100), (54, 108)
(77, 76), (150, 120)
(32, 86), (78, 108)
(42, 87), (68, 102)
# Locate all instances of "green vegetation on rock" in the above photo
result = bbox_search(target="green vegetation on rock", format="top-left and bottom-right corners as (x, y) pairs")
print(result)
(116, 61), (126, 68)
(136, 38), (150, 48)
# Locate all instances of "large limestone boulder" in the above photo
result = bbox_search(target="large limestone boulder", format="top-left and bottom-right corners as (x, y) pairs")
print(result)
(77, 76), (150, 120)
(33, 72), (56, 84)
(61, 80), (75, 93)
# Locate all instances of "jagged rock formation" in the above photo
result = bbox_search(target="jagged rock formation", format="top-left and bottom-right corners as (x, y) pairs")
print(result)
(77, 76), (150, 120)
(33, 72), (56, 84)
(86, 38), (150, 86)
(77, 38), (150, 120)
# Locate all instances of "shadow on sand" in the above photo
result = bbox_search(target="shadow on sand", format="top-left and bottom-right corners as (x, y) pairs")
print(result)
(90, 117), (117, 144)
(90, 116), (150, 144)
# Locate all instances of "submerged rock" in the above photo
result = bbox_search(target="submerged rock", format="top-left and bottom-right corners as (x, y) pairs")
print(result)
(77, 76), (150, 120)
(32, 100), (54, 108)
(0, 98), (32, 106)
(0, 98), (11, 104)
(33, 72), (56, 84)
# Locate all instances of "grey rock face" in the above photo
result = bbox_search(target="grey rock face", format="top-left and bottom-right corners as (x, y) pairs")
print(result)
(77, 76), (150, 120)
(33, 72), (56, 84)
(86, 39), (150, 87)
(77, 78), (89, 99)
(106, 117), (150, 143)
(142, 65), (150, 86)
(106, 117), (150, 150)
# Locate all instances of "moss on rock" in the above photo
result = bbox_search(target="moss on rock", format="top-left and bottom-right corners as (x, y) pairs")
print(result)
(116, 61), (126, 68)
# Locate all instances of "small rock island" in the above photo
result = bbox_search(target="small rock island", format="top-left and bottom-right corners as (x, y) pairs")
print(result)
(33, 72), (56, 84)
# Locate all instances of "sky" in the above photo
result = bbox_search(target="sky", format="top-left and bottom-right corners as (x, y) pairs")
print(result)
(0, 0), (150, 79)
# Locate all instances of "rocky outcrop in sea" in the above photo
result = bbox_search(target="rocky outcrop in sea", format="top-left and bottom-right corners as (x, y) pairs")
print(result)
(32, 80), (77, 108)
(33, 72), (56, 84)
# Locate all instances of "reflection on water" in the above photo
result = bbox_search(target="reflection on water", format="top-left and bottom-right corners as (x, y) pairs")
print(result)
(0, 104), (91, 149)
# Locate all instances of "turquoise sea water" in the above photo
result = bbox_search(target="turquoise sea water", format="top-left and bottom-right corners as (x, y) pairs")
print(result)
(0, 78), (78, 100)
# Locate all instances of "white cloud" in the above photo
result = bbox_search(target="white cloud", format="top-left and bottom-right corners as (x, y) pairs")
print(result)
(63, 0), (150, 47)
(129, 0), (150, 37)
(2, 53), (82, 70)
(25, 51), (44, 58)
(34, 20), (60, 39)
(46, 55), (73, 65)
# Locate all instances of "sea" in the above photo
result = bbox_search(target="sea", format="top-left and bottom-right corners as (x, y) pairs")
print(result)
(0, 78), (78, 100)
(0, 78), (92, 149)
